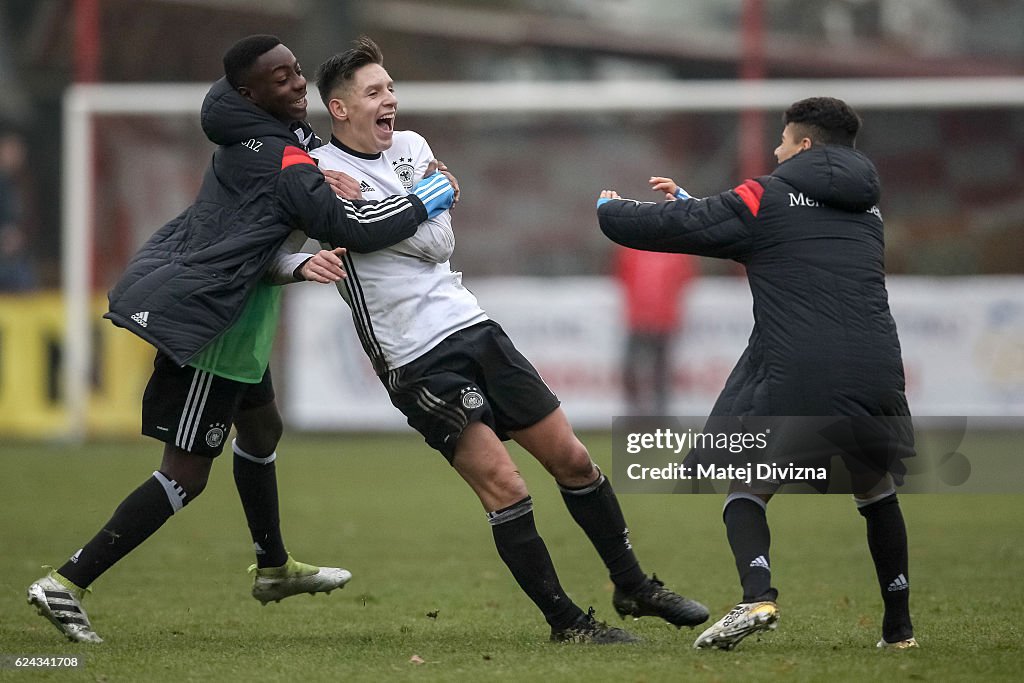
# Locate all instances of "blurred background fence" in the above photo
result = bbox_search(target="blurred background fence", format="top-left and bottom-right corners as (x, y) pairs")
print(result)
(1, 0), (1022, 440)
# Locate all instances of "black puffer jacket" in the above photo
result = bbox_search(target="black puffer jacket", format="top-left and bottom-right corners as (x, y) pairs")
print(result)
(598, 145), (909, 420)
(106, 77), (426, 366)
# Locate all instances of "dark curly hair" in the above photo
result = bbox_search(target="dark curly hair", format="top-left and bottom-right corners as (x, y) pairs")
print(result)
(223, 34), (282, 88)
(783, 97), (862, 147)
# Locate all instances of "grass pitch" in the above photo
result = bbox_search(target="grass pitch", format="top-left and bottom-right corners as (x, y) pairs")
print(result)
(1, 432), (1020, 681)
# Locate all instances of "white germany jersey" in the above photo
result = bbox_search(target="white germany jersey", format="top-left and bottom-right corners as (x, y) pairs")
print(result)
(310, 131), (487, 374)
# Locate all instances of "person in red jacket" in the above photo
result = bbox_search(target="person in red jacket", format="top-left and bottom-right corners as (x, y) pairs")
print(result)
(616, 246), (697, 415)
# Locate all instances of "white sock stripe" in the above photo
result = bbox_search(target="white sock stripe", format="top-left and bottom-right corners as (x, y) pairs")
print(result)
(559, 465), (605, 495)
(152, 470), (186, 513)
(724, 491), (768, 512)
(854, 488), (897, 508)
(232, 438), (277, 464)
(486, 498), (534, 526)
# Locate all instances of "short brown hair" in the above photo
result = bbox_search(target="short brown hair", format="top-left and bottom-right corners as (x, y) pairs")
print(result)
(314, 36), (384, 106)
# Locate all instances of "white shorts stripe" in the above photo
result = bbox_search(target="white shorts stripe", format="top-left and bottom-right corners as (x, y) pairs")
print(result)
(176, 368), (213, 451)
(175, 368), (203, 448)
(185, 373), (214, 451)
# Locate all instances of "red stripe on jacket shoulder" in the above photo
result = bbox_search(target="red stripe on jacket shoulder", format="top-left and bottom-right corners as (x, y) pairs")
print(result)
(282, 145), (315, 169)
(733, 179), (765, 216)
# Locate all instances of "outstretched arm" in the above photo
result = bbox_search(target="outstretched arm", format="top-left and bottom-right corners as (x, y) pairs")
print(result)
(597, 185), (756, 260)
(649, 176), (694, 201)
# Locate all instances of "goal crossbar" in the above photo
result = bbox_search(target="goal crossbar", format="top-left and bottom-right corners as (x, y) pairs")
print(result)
(61, 77), (1024, 438)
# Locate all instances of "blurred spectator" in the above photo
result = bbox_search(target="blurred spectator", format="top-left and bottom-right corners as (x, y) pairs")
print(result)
(616, 246), (697, 414)
(0, 130), (37, 291)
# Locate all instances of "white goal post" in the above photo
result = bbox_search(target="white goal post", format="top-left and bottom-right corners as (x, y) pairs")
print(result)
(61, 76), (1024, 439)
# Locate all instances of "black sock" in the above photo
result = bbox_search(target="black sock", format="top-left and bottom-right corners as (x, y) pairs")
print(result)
(723, 496), (777, 603)
(489, 497), (583, 630)
(858, 493), (913, 642)
(232, 441), (288, 569)
(560, 472), (646, 593)
(57, 472), (182, 588)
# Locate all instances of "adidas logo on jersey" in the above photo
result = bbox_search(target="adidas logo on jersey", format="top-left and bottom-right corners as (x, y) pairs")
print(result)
(359, 180), (375, 194)
(887, 573), (909, 592)
(749, 555), (770, 571)
(131, 311), (150, 327)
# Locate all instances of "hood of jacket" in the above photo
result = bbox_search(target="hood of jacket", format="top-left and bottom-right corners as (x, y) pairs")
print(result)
(200, 76), (293, 146)
(772, 144), (880, 213)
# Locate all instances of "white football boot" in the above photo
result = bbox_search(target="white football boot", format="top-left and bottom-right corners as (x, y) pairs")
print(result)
(250, 554), (352, 605)
(877, 636), (919, 650)
(27, 571), (103, 643)
(693, 601), (779, 650)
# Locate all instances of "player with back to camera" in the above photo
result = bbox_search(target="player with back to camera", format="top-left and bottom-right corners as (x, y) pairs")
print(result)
(275, 35), (711, 644)
(597, 97), (917, 651)
(26, 34), (455, 644)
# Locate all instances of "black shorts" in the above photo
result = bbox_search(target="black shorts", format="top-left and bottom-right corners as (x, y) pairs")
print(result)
(383, 320), (560, 462)
(141, 352), (276, 457)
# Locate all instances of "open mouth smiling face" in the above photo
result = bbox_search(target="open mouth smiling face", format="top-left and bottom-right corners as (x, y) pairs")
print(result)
(244, 44), (308, 124)
(345, 62), (398, 153)
(366, 107), (396, 151)
(376, 111), (395, 136)
(290, 94), (307, 117)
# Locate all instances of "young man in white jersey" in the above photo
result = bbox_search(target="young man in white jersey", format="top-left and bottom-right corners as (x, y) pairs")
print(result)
(291, 36), (710, 643)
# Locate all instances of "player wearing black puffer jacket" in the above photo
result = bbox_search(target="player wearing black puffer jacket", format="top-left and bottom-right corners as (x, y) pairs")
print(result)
(598, 97), (916, 652)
